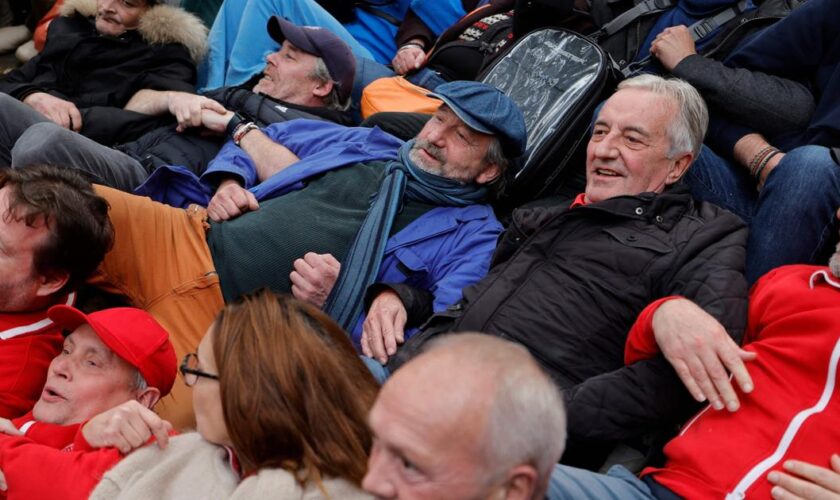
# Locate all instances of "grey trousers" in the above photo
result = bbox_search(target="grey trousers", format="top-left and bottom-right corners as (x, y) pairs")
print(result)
(0, 92), (49, 165)
(12, 122), (148, 191)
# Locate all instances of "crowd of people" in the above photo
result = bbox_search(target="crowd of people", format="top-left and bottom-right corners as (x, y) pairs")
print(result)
(0, 0), (837, 498)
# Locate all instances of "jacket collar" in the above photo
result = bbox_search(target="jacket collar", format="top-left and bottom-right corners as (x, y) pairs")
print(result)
(579, 184), (692, 231)
(60, 0), (208, 62)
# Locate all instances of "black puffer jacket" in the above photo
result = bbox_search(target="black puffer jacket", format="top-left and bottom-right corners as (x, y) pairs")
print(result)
(391, 185), (748, 467)
(117, 82), (355, 176)
(0, 0), (206, 145)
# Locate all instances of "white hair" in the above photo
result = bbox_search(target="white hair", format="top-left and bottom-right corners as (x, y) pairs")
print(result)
(426, 334), (566, 498)
(309, 57), (349, 111)
(617, 74), (709, 159)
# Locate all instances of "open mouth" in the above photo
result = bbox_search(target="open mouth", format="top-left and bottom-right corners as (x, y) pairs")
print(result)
(41, 386), (66, 403)
(594, 168), (621, 177)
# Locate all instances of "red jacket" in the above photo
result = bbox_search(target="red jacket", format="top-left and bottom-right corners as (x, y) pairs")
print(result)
(0, 294), (75, 418)
(637, 265), (840, 498)
(0, 413), (176, 499)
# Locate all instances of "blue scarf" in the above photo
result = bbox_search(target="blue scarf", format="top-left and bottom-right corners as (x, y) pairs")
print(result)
(323, 140), (488, 331)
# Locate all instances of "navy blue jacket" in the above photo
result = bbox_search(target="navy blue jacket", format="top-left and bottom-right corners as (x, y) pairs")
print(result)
(711, 0), (840, 152)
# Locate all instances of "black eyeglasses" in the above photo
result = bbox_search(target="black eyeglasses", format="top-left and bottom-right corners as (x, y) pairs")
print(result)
(180, 353), (219, 387)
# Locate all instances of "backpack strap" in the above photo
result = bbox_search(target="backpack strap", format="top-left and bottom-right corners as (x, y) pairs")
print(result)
(688, 0), (750, 39)
(620, 0), (750, 76)
(592, 0), (676, 39)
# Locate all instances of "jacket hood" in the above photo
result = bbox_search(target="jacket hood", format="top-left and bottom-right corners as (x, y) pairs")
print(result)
(59, 0), (208, 62)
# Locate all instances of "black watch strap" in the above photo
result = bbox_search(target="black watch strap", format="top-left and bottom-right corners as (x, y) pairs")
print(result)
(225, 112), (247, 137)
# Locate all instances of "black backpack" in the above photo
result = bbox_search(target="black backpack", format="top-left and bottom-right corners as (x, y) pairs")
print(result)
(478, 28), (617, 209)
(586, 0), (807, 73)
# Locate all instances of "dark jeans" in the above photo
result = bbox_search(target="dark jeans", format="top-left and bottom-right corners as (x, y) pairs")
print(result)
(686, 144), (840, 283)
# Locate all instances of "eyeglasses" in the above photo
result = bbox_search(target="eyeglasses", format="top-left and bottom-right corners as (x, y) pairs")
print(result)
(180, 353), (219, 387)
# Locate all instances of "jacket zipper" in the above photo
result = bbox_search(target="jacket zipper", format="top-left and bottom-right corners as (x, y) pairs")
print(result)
(725, 337), (840, 499)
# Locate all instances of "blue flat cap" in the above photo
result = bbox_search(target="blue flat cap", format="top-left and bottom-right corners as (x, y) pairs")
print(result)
(428, 81), (527, 158)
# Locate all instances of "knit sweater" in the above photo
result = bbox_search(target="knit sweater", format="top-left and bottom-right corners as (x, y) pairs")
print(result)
(91, 433), (372, 500)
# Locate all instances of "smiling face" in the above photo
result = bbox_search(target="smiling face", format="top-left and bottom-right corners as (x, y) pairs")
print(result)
(584, 88), (693, 204)
(252, 41), (331, 106)
(32, 326), (140, 424)
(95, 0), (148, 37)
(409, 106), (500, 185)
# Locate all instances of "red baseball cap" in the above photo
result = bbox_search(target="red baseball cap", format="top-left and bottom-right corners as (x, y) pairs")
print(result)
(47, 306), (177, 397)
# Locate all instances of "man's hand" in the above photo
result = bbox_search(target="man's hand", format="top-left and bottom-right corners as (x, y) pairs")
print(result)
(167, 92), (229, 132)
(0, 468), (5, 492)
(290, 253), (341, 308)
(652, 298), (756, 411)
(362, 290), (408, 364)
(0, 418), (21, 436)
(206, 178), (259, 222)
(82, 400), (172, 454)
(391, 42), (426, 75)
(650, 25), (697, 72)
(23, 92), (82, 131)
(200, 108), (236, 133)
(768, 455), (840, 499)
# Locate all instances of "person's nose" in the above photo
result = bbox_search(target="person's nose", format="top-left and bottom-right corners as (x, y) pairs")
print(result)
(361, 445), (398, 499)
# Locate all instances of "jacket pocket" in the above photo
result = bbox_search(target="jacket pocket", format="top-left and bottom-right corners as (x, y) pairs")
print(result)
(603, 227), (672, 254)
(393, 247), (430, 288)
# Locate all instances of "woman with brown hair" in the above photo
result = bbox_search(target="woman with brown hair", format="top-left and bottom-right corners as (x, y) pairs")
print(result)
(90, 289), (378, 499)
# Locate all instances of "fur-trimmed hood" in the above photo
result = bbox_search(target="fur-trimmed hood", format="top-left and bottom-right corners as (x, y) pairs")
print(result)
(59, 0), (207, 62)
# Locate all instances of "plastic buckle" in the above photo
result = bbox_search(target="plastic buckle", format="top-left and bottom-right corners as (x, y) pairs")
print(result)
(692, 21), (714, 39)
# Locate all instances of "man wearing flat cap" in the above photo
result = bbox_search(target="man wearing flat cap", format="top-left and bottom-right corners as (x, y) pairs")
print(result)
(80, 80), (526, 430)
(0, 306), (177, 499)
(374, 74), (750, 471)
(11, 17), (359, 194)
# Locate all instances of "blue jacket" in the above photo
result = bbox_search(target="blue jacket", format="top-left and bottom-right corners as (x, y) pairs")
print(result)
(350, 203), (502, 344)
(135, 119), (403, 207)
(137, 119), (502, 340)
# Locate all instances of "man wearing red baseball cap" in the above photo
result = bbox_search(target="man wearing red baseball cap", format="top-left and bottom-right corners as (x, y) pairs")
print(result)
(0, 305), (177, 499)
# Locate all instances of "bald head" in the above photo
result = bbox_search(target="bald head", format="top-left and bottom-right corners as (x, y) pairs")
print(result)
(363, 333), (566, 500)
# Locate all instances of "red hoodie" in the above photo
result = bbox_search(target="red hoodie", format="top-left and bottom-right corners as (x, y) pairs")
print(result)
(0, 294), (75, 418)
(635, 265), (840, 498)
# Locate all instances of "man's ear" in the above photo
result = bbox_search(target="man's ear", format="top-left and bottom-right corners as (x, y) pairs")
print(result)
(35, 271), (69, 298)
(136, 387), (162, 410)
(500, 464), (539, 500)
(312, 79), (335, 99)
(665, 152), (694, 185)
(475, 163), (501, 185)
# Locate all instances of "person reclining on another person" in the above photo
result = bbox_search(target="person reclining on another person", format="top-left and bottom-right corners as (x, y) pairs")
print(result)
(0, 166), (112, 420)
(367, 74), (750, 469)
(545, 215), (840, 499)
(10, 17), (358, 191)
(86, 290), (377, 499)
(0, 305), (177, 499)
(0, 0), (206, 162)
(60, 81), (525, 430)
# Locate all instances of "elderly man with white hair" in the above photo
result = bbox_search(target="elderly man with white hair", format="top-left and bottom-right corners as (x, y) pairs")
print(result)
(546, 212), (840, 499)
(363, 333), (566, 500)
(366, 74), (750, 468)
